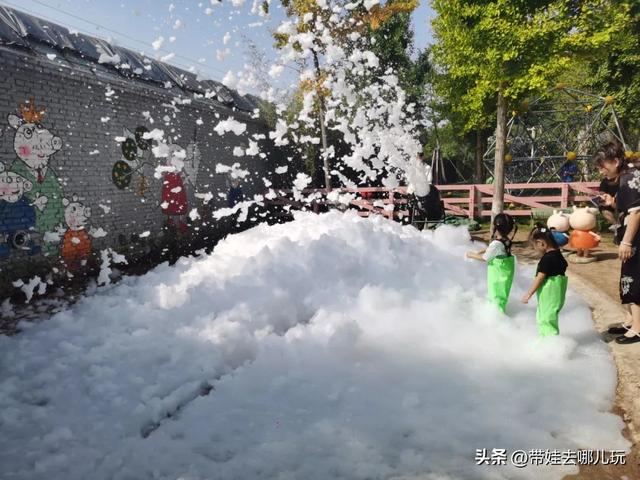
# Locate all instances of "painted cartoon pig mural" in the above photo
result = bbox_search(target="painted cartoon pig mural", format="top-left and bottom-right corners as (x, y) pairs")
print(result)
(0, 162), (41, 259)
(61, 195), (92, 269)
(160, 143), (189, 232)
(7, 99), (65, 248)
(159, 141), (200, 232)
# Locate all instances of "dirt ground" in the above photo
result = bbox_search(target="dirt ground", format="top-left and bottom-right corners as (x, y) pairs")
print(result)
(473, 228), (640, 479)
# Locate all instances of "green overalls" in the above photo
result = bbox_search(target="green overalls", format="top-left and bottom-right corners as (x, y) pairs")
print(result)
(536, 275), (568, 337)
(487, 253), (515, 314)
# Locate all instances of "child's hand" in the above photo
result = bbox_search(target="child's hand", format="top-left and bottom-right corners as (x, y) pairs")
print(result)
(465, 250), (484, 261)
(521, 294), (530, 304)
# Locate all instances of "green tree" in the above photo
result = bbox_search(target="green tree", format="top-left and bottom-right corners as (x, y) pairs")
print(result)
(369, 1), (425, 103)
(274, 0), (418, 189)
(430, 58), (494, 185)
(431, 0), (626, 217)
(582, 1), (640, 148)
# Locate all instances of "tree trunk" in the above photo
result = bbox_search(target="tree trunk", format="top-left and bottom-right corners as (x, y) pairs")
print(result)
(474, 129), (484, 184)
(491, 90), (508, 226)
(313, 50), (331, 190)
(318, 104), (331, 190)
(473, 129), (485, 219)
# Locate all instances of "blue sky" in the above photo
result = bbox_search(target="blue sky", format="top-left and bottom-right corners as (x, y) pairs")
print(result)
(4, 0), (435, 88)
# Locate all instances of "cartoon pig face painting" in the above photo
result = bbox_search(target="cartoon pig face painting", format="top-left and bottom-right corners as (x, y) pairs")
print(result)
(8, 114), (62, 172)
(0, 163), (33, 203)
(63, 197), (91, 231)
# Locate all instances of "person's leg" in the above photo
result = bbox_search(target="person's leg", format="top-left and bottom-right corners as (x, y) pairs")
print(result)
(632, 304), (640, 329)
(537, 305), (560, 337)
(536, 276), (566, 337)
(620, 304), (640, 338)
(487, 256), (515, 314)
(615, 305), (632, 329)
(616, 245), (639, 336)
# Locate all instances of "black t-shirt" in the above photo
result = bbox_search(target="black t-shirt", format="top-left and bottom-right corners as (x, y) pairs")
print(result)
(614, 169), (640, 243)
(616, 169), (640, 215)
(537, 250), (568, 277)
(599, 177), (619, 196)
(417, 184), (444, 220)
(599, 178), (619, 212)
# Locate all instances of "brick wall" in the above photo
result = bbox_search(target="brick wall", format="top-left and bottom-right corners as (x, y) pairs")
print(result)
(0, 45), (292, 296)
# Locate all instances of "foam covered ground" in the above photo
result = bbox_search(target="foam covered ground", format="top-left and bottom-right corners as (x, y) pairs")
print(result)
(0, 211), (628, 479)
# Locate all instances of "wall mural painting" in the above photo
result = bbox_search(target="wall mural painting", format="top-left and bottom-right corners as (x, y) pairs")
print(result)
(113, 124), (201, 233)
(0, 105), (206, 267)
(3, 98), (64, 258)
(112, 126), (153, 197)
(161, 140), (200, 233)
(60, 195), (92, 270)
(0, 162), (40, 259)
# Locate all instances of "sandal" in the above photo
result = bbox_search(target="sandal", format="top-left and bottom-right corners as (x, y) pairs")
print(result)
(607, 324), (632, 335)
(615, 329), (640, 345)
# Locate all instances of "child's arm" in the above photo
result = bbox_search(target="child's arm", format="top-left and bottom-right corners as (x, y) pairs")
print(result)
(521, 272), (546, 304)
(466, 249), (486, 261)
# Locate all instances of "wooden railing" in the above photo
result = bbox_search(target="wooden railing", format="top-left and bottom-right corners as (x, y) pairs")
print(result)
(267, 182), (602, 220)
(437, 182), (601, 218)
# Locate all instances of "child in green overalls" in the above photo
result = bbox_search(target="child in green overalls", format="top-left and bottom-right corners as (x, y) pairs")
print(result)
(466, 213), (517, 313)
(521, 224), (568, 337)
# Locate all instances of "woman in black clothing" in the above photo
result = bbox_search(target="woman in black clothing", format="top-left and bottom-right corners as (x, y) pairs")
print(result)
(594, 142), (640, 344)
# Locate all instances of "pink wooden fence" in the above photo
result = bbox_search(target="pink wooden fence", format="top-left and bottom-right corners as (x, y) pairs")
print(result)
(436, 182), (601, 219)
(267, 182), (602, 220)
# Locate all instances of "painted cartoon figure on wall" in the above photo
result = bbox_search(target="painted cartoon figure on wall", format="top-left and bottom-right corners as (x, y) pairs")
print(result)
(114, 124), (201, 232)
(7, 98), (64, 254)
(160, 140), (200, 232)
(0, 162), (41, 259)
(60, 195), (92, 270)
(112, 126), (153, 197)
